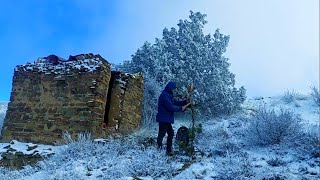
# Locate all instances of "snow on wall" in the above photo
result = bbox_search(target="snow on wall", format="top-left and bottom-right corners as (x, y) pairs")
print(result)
(14, 56), (103, 75)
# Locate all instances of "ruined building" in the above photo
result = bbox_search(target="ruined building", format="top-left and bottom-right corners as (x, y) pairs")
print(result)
(0, 54), (143, 144)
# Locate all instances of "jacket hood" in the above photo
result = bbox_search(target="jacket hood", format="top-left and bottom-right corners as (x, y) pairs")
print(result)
(165, 82), (177, 93)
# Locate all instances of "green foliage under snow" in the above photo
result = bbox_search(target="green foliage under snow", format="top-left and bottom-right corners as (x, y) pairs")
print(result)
(120, 11), (246, 118)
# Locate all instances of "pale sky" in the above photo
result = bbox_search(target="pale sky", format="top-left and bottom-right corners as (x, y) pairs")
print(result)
(0, 0), (319, 100)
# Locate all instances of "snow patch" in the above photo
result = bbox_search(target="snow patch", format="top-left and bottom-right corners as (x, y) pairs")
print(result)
(0, 140), (59, 160)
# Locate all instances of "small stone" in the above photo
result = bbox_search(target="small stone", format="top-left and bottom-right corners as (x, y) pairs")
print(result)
(3, 145), (10, 149)
(27, 145), (38, 151)
(309, 171), (317, 175)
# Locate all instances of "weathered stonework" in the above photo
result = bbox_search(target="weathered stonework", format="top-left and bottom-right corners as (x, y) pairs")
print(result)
(107, 72), (144, 134)
(1, 54), (143, 144)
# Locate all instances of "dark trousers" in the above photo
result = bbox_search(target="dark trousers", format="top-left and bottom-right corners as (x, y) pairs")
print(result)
(157, 122), (174, 153)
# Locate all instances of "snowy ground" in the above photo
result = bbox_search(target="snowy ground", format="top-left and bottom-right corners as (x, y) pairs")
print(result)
(174, 95), (319, 179)
(0, 94), (319, 179)
(243, 95), (319, 126)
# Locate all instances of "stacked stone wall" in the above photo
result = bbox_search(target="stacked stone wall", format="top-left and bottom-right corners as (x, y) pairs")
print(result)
(1, 54), (144, 144)
(1, 54), (112, 144)
(107, 72), (144, 134)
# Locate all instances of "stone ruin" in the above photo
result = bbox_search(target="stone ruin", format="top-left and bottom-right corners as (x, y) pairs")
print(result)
(0, 53), (144, 144)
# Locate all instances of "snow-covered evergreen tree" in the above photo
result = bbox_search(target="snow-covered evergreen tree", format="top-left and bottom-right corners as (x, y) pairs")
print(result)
(121, 11), (246, 117)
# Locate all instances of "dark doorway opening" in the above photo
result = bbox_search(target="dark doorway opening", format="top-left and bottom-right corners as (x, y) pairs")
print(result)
(104, 71), (120, 126)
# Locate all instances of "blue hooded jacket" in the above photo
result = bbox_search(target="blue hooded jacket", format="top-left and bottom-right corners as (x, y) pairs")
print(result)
(156, 82), (187, 124)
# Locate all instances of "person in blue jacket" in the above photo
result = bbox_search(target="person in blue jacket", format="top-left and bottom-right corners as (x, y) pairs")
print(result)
(156, 82), (190, 156)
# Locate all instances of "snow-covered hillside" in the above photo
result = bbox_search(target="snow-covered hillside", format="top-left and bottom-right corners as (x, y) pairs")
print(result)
(0, 95), (319, 179)
(243, 95), (319, 126)
(174, 95), (320, 179)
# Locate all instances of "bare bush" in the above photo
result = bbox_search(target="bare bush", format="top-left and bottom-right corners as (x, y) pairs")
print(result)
(0, 165), (36, 180)
(281, 89), (299, 104)
(37, 132), (184, 179)
(297, 125), (320, 158)
(215, 152), (254, 179)
(310, 86), (320, 106)
(245, 107), (302, 146)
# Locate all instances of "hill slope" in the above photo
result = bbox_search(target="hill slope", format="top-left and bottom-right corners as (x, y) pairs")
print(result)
(0, 95), (319, 179)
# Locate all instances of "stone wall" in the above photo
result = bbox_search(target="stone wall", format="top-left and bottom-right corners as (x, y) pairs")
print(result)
(107, 72), (144, 134)
(1, 54), (143, 144)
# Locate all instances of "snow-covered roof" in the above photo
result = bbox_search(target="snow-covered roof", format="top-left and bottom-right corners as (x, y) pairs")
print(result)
(14, 54), (106, 75)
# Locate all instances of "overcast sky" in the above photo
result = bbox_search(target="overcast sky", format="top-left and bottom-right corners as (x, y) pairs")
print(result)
(0, 0), (319, 101)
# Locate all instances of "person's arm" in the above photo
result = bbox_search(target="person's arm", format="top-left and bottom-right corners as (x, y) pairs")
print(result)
(163, 97), (183, 112)
(174, 99), (188, 106)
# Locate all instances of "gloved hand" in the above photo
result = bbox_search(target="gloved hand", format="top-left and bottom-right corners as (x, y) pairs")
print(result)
(182, 102), (191, 111)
